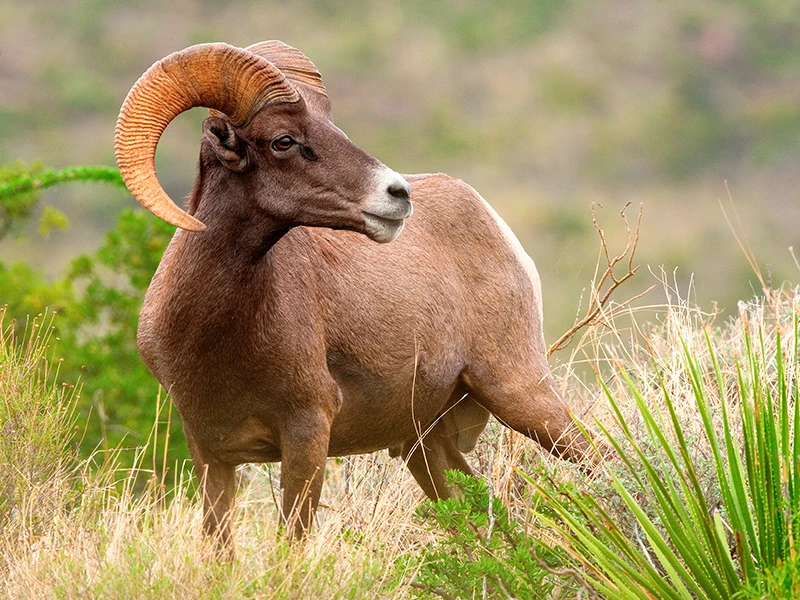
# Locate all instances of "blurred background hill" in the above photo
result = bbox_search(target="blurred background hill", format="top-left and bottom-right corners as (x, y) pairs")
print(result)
(1, 0), (799, 340)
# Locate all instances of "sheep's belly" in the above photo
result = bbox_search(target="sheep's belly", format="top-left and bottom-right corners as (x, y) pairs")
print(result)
(325, 362), (459, 457)
(186, 353), (461, 464)
(206, 383), (454, 464)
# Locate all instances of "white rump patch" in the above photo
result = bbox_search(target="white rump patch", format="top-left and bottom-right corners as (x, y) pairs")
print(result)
(476, 192), (546, 340)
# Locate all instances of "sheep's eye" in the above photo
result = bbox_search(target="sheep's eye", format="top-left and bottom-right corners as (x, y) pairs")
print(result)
(271, 135), (295, 152)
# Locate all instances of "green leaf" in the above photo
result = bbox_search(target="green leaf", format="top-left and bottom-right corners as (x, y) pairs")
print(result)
(37, 205), (70, 237)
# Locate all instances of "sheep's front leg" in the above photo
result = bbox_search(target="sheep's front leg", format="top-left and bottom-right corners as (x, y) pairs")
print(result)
(185, 428), (237, 557)
(279, 411), (332, 538)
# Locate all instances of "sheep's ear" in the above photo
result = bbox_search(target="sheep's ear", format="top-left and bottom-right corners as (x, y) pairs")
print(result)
(202, 116), (250, 172)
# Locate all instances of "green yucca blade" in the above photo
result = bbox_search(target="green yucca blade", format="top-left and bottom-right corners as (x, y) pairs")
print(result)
(745, 328), (780, 567)
(532, 476), (686, 600)
(735, 358), (763, 568)
(632, 402), (735, 594)
(676, 340), (744, 588)
(768, 323), (798, 568)
(533, 467), (667, 579)
(597, 378), (656, 492)
(606, 373), (700, 518)
(623, 361), (724, 573)
(777, 328), (790, 482)
(767, 329), (788, 564)
(536, 430), (664, 572)
(737, 333), (766, 566)
(560, 422), (704, 598)
(596, 385), (730, 598)
(704, 329), (759, 581)
(590, 355), (761, 596)
(596, 381), (721, 581)
(609, 365), (735, 592)
(608, 432), (726, 595)
(751, 331), (776, 564)
(758, 328), (784, 565)
(610, 478), (698, 600)
(531, 486), (642, 597)
(660, 377), (723, 558)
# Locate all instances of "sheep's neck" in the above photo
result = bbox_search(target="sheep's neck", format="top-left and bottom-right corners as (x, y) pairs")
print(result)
(174, 201), (290, 321)
(172, 188), (291, 335)
(160, 210), (286, 398)
(195, 210), (289, 265)
(188, 160), (291, 266)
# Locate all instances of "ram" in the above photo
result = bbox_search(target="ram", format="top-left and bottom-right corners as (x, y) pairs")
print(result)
(115, 40), (592, 549)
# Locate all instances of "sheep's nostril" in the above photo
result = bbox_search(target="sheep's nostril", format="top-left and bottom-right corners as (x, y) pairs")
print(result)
(387, 181), (411, 201)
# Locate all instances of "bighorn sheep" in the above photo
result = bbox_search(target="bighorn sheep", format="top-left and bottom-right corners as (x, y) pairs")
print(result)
(115, 41), (591, 548)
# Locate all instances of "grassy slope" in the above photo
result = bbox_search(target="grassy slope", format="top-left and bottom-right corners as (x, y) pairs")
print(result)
(3, 284), (800, 598)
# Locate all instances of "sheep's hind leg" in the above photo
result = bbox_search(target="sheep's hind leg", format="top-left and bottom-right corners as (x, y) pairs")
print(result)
(463, 363), (595, 466)
(397, 393), (490, 500)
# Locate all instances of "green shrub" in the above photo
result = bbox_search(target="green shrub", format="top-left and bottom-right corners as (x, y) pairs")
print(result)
(0, 163), (123, 239)
(64, 209), (180, 463)
(412, 470), (570, 599)
(0, 163), (184, 469)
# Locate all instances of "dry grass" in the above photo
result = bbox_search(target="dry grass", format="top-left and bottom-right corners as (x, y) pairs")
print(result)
(2, 282), (799, 599)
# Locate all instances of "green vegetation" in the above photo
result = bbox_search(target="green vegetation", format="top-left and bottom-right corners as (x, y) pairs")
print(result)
(531, 307), (800, 598)
(412, 471), (561, 599)
(1, 163), (184, 469)
(409, 288), (800, 599)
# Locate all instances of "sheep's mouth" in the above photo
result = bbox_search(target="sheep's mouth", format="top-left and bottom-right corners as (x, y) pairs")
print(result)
(361, 211), (405, 243)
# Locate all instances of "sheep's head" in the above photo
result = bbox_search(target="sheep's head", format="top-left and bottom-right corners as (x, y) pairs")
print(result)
(114, 42), (412, 243)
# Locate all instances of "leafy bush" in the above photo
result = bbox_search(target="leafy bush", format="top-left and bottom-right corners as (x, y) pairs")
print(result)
(0, 162), (184, 468)
(0, 162), (122, 240)
(64, 210), (178, 460)
(412, 470), (571, 599)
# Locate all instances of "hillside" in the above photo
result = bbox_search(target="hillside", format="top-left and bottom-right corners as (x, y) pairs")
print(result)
(1, 0), (799, 338)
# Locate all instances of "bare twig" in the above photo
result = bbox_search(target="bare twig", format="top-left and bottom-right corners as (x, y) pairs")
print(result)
(548, 203), (648, 357)
(789, 246), (800, 274)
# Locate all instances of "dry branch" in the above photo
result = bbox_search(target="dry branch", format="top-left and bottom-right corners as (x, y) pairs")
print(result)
(548, 202), (650, 357)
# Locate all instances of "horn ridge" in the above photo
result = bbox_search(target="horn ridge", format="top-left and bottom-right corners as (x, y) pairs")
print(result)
(245, 41), (329, 114)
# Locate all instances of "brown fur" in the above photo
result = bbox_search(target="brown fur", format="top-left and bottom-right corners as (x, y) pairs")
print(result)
(136, 67), (591, 552)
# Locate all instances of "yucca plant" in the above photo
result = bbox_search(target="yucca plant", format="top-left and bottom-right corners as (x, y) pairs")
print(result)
(530, 303), (800, 599)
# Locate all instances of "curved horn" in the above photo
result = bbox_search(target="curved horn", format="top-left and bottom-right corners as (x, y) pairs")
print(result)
(114, 42), (300, 231)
